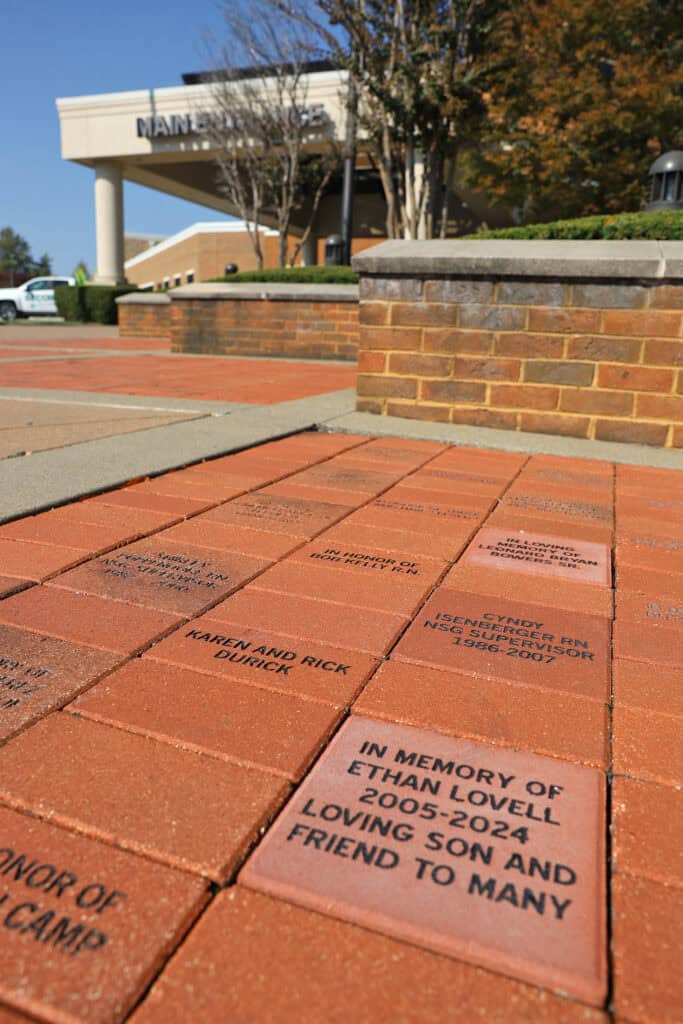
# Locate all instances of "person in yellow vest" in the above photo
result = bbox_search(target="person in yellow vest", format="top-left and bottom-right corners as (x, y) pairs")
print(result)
(74, 263), (89, 286)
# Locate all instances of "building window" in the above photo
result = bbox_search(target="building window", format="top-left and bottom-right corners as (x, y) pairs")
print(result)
(162, 277), (170, 290)
(173, 274), (181, 287)
(186, 271), (195, 284)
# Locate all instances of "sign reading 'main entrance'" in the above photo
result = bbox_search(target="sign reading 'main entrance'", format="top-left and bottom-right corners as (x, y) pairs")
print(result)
(136, 105), (330, 139)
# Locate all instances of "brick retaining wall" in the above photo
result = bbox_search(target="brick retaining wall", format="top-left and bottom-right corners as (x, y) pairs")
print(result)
(168, 283), (359, 361)
(117, 284), (359, 360)
(353, 241), (683, 447)
(118, 293), (171, 339)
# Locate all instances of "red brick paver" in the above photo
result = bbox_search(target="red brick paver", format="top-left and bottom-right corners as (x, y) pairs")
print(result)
(0, 431), (680, 1022)
(0, 354), (356, 403)
(0, 805), (207, 1024)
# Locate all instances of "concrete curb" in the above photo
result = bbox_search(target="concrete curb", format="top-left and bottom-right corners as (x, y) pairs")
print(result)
(325, 410), (683, 469)
(0, 388), (249, 415)
(0, 389), (357, 523)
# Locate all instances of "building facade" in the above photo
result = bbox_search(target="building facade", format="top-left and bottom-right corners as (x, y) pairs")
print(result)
(57, 65), (510, 284)
(124, 221), (382, 290)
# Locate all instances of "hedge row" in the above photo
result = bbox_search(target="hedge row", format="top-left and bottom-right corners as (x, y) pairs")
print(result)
(466, 209), (683, 240)
(210, 266), (359, 284)
(55, 285), (138, 324)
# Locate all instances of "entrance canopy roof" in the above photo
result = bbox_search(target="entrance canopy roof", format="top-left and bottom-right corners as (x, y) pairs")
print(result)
(56, 67), (350, 221)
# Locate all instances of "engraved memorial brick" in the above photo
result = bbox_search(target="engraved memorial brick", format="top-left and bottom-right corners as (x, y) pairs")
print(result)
(403, 467), (507, 496)
(394, 591), (609, 700)
(461, 528), (610, 586)
(0, 805), (207, 1024)
(499, 494), (612, 524)
(144, 616), (379, 707)
(164, 519), (302, 560)
(241, 716), (607, 1004)
(253, 546), (443, 616)
(0, 625), (120, 743)
(200, 493), (350, 538)
(49, 539), (268, 616)
(348, 499), (482, 539)
(488, 508), (612, 546)
(320, 521), (469, 562)
(285, 464), (400, 495)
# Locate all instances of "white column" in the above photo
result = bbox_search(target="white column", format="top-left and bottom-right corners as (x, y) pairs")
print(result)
(94, 162), (125, 284)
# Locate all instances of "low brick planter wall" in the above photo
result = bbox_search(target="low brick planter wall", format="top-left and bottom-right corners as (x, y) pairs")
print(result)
(117, 292), (171, 338)
(352, 240), (683, 447)
(168, 283), (359, 361)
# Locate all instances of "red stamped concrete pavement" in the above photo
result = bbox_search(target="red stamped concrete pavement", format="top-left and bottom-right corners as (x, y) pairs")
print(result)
(250, 554), (443, 616)
(0, 430), (680, 1021)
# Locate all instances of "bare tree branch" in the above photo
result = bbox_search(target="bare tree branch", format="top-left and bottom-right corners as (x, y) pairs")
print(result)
(203, 0), (341, 267)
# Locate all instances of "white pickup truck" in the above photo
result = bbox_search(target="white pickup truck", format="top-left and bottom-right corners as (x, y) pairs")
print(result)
(0, 276), (75, 321)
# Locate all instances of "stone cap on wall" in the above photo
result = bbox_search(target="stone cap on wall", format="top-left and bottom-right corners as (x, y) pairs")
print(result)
(116, 292), (171, 305)
(168, 282), (359, 302)
(352, 240), (683, 280)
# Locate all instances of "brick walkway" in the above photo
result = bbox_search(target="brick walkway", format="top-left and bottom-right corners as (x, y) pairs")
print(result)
(0, 332), (357, 404)
(0, 432), (680, 1022)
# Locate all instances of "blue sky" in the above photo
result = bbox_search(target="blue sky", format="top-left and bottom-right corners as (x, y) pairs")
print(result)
(1, 0), (234, 275)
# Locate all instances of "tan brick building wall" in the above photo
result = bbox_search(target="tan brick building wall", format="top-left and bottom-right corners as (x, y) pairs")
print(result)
(124, 234), (166, 263)
(353, 243), (683, 448)
(125, 224), (384, 290)
(125, 229), (283, 289)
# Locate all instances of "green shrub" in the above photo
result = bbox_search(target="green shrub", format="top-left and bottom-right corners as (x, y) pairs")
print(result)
(465, 210), (683, 241)
(54, 285), (86, 321)
(209, 265), (358, 285)
(82, 286), (137, 324)
(54, 285), (138, 323)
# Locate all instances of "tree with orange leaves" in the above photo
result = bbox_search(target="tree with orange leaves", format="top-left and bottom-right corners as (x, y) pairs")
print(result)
(471, 0), (683, 219)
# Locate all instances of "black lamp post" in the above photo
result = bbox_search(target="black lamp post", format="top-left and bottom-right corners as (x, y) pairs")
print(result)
(646, 151), (683, 211)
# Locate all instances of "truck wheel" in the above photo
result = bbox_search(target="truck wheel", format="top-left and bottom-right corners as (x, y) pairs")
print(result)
(0, 302), (18, 322)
